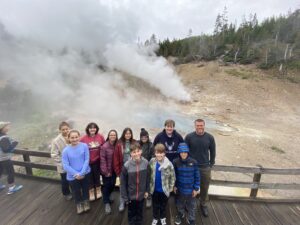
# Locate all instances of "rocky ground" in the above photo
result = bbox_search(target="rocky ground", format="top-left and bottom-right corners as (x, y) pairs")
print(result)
(175, 61), (300, 197)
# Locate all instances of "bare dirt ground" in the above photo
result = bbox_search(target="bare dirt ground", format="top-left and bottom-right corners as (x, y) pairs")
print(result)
(176, 61), (300, 197)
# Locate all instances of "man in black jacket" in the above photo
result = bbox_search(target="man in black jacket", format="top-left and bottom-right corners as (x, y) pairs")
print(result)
(185, 119), (216, 217)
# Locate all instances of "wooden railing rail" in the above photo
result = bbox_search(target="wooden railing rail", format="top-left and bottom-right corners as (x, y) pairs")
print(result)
(11, 148), (300, 199)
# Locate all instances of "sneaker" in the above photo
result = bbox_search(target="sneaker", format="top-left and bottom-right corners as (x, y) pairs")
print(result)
(64, 194), (72, 201)
(151, 219), (158, 225)
(83, 200), (90, 212)
(105, 203), (111, 215)
(118, 202), (125, 212)
(96, 186), (102, 199)
(76, 203), (84, 214)
(7, 184), (23, 195)
(0, 183), (5, 191)
(160, 218), (167, 225)
(146, 198), (152, 208)
(89, 188), (95, 201)
(175, 213), (184, 225)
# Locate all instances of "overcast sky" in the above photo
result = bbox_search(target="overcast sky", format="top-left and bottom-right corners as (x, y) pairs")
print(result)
(0, 0), (299, 44)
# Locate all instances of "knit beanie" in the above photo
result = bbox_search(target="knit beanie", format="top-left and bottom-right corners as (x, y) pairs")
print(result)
(177, 142), (189, 153)
(140, 128), (149, 138)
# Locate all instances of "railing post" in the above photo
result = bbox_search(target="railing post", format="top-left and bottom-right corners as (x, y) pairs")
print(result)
(250, 166), (262, 198)
(23, 154), (33, 175)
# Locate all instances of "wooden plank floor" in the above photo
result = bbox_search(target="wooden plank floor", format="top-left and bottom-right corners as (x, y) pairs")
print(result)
(0, 177), (299, 225)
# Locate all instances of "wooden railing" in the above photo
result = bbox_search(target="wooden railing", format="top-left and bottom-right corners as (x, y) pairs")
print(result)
(11, 148), (300, 200)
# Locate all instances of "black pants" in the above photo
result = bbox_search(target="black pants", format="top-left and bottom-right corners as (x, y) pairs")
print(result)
(89, 160), (101, 189)
(152, 191), (168, 219)
(128, 199), (144, 225)
(69, 173), (90, 204)
(60, 173), (71, 196)
(102, 173), (116, 204)
(0, 160), (14, 184)
(199, 167), (211, 206)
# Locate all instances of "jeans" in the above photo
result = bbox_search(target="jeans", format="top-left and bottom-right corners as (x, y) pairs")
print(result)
(128, 199), (144, 225)
(199, 166), (211, 206)
(102, 173), (116, 204)
(0, 160), (14, 184)
(69, 173), (90, 204)
(60, 173), (71, 196)
(89, 160), (101, 189)
(176, 194), (196, 221)
(152, 191), (168, 219)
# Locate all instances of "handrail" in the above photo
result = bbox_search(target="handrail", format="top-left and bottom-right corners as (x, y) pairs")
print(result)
(11, 148), (300, 199)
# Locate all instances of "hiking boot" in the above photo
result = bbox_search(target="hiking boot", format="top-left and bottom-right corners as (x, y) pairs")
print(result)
(105, 203), (112, 215)
(76, 203), (84, 214)
(83, 200), (90, 212)
(146, 198), (152, 208)
(7, 184), (23, 195)
(96, 186), (102, 199)
(151, 219), (158, 225)
(89, 188), (95, 201)
(0, 183), (5, 191)
(175, 213), (184, 225)
(201, 205), (209, 217)
(160, 217), (167, 225)
(118, 202), (125, 212)
(64, 194), (72, 201)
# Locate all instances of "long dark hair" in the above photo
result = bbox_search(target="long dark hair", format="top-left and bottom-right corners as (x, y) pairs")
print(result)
(106, 130), (118, 146)
(120, 127), (134, 144)
(85, 122), (99, 136)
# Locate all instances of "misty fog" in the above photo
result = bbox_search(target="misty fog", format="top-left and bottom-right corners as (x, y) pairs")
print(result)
(0, 0), (191, 143)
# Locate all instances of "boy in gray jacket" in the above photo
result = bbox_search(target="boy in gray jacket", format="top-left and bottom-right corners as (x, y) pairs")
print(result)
(120, 142), (149, 225)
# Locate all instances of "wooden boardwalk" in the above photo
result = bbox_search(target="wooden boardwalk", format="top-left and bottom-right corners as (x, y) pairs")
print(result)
(0, 177), (299, 225)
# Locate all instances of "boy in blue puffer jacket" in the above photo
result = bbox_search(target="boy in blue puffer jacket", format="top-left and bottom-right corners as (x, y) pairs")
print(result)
(173, 143), (200, 225)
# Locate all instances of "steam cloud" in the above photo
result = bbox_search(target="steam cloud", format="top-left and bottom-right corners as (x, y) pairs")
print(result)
(0, 0), (190, 132)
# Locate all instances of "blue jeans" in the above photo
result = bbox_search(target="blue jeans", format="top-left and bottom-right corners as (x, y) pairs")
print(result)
(69, 173), (90, 203)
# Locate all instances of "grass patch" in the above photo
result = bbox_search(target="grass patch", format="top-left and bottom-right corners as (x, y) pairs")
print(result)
(33, 168), (60, 179)
(225, 69), (252, 79)
(270, 146), (285, 154)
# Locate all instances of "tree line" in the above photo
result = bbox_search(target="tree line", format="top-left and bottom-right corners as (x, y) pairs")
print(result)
(154, 8), (300, 72)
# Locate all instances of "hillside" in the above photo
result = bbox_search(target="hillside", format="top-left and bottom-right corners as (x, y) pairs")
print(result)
(176, 61), (300, 169)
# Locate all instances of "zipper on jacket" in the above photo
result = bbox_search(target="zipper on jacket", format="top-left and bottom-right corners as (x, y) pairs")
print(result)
(136, 160), (140, 200)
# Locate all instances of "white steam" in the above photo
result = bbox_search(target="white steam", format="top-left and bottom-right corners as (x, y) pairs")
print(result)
(0, 0), (190, 131)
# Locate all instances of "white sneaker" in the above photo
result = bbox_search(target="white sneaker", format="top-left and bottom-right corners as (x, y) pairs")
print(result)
(161, 218), (167, 225)
(151, 219), (158, 225)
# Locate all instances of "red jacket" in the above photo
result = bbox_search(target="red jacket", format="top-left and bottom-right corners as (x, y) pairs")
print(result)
(113, 139), (136, 176)
(80, 134), (105, 163)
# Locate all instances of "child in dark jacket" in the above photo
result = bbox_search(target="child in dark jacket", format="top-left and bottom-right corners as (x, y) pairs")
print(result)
(120, 142), (149, 225)
(173, 143), (200, 225)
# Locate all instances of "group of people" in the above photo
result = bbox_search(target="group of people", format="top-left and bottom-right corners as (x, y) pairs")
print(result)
(50, 119), (216, 225)
(0, 119), (216, 225)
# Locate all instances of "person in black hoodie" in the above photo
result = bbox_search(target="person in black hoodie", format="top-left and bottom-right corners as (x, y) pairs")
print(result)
(153, 119), (184, 163)
(139, 128), (153, 161)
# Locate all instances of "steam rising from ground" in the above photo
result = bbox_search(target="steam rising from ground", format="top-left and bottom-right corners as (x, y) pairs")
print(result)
(0, 0), (190, 131)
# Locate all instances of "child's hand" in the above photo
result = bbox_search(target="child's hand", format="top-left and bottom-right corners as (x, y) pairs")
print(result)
(192, 190), (198, 197)
(144, 192), (149, 199)
(75, 174), (84, 180)
(173, 187), (177, 194)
